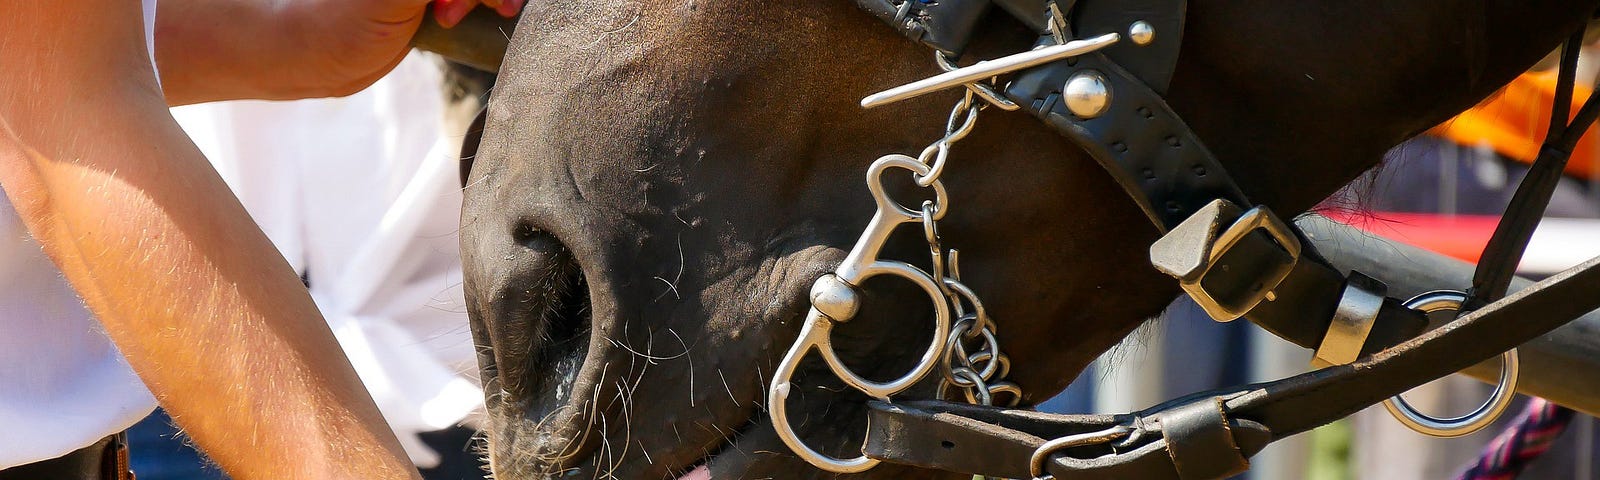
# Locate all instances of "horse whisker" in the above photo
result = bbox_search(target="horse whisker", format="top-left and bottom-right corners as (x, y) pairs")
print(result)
(717, 369), (741, 408)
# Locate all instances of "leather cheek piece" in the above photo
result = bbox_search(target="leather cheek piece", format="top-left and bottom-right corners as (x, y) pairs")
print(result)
(1007, 51), (1248, 229)
(1070, 0), (1187, 94)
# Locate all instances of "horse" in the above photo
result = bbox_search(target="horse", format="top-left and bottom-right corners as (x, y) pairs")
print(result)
(457, 1), (1600, 478)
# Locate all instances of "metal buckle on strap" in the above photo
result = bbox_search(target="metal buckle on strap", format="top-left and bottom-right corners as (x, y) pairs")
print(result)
(1151, 199), (1301, 322)
(1311, 272), (1387, 368)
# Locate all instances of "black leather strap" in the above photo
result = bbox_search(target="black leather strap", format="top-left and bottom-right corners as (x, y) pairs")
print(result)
(866, 255), (1600, 479)
(1469, 32), (1599, 308)
(1149, 200), (1430, 354)
(852, 0), (1428, 344)
(1007, 51), (1244, 229)
(0, 434), (129, 480)
(853, 0), (995, 56)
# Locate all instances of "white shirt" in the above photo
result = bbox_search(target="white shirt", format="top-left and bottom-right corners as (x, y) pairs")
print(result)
(0, 0), (162, 468)
(170, 52), (483, 467)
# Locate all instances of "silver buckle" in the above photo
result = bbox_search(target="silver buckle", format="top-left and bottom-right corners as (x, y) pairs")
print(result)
(1187, 205), (1300, 321)
(1157, 200), (1301, 322)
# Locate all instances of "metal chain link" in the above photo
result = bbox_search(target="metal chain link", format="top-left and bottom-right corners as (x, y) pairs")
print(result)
(908, 90), (1023, 409)
(765, 61), (1027, 476)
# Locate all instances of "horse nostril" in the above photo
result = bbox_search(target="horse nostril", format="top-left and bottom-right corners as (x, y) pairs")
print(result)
(512, 222), (541, 245)
(483, 219), (593, 406)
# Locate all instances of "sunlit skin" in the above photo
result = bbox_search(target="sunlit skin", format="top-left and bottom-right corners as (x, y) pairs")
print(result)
(0, 0), (516, 478)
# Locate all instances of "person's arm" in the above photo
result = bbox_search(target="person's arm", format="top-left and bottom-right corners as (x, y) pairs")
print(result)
(0, 3), (417, 479)
(156, 0), (522, 105)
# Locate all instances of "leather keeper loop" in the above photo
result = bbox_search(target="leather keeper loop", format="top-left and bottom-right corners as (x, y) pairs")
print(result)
(1157, 398), (1249, 480)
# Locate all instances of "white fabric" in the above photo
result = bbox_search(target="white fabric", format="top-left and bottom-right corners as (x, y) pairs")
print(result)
(169, 52), (482, 466)
(0, 0), (163, 468)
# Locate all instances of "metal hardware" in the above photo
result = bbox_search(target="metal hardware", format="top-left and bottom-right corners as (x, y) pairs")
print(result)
(1383, 290), (1520, 438)
(1312, 271), (1387, 367)
(1129, 21), (1156, 46)
(1063, 71), (1112, 118)
(1046, 0), (1071, 45)
(770, 91), (1020, 473)
(810, 273), (862, 321)
(1173, 203), (1302, 322)
(934, 54), (1021, 111)
(1029, 425), (1135, 479)
(861, 33), (1121, 109)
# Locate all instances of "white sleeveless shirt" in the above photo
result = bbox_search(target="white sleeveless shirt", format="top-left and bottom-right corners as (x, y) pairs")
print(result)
(0, 0), (161, 468)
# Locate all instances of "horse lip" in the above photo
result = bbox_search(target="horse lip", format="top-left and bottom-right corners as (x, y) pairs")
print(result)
(675, 464), (711, 480)
(669, 412), (759, 480)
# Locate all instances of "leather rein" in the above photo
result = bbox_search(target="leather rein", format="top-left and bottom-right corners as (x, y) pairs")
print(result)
(765, 1), (1600, 479)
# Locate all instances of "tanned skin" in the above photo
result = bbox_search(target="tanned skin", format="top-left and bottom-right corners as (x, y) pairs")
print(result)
(0, 0), (517, 478)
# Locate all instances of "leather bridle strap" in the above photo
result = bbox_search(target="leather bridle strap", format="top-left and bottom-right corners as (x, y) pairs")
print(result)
(845, 1), (1600, 479)
(1469, 31), (1600, 308)
(859, 0), (1236, 226)
(864, 255), (1600, 479)
(854, 0), (1428, 371)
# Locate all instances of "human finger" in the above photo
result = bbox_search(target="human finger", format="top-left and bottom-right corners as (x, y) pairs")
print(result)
(494, 0), (525, 17)
(432, 0), (480, 28)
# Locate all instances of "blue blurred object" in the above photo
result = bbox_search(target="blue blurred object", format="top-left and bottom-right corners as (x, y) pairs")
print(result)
(126, 409), (228, 480)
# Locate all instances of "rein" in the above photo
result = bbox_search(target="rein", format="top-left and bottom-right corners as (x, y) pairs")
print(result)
(766, 1), (1600, 479)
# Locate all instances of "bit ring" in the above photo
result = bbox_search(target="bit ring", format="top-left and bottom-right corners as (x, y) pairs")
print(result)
(1382, 290), (1520, 438)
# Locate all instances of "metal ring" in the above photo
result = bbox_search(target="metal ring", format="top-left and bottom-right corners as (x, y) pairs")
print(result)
(943, 279), (993, 337)
(915, 98), (980, 186)
(1381, 290), (1520, 438)
(967, 350), (1011, 381)
(986, 381), (1024, 407)
(862, 155), (949, 228)
(943, 318), (1002, 382)
(953, 367), (992, 405)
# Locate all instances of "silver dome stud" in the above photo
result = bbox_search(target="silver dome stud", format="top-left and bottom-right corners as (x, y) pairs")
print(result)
(1129, 21), (1156, 46)
(1064, 71), (1112, 119)
(810, 274), (862, 322)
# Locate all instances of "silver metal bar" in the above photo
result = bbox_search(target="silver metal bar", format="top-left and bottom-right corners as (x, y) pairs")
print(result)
(860, 33), (1121, 109)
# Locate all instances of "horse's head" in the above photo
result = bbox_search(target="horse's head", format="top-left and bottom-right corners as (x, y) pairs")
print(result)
(460, 1), (1595, 478)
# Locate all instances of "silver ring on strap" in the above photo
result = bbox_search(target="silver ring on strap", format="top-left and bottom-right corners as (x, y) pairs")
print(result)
(1382, 290), (1520, 438)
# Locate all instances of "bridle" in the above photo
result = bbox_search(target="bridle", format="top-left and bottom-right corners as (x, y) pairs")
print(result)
(767, 1), (1600, 479)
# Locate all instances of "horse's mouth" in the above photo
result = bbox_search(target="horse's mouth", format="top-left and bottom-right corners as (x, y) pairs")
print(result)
(671, 413), (761, 480)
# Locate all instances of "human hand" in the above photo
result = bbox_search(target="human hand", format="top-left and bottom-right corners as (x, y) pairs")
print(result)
(434, 0), (526, 28)
(157, 0), (525, 104)
(291, 0), (526, 97)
